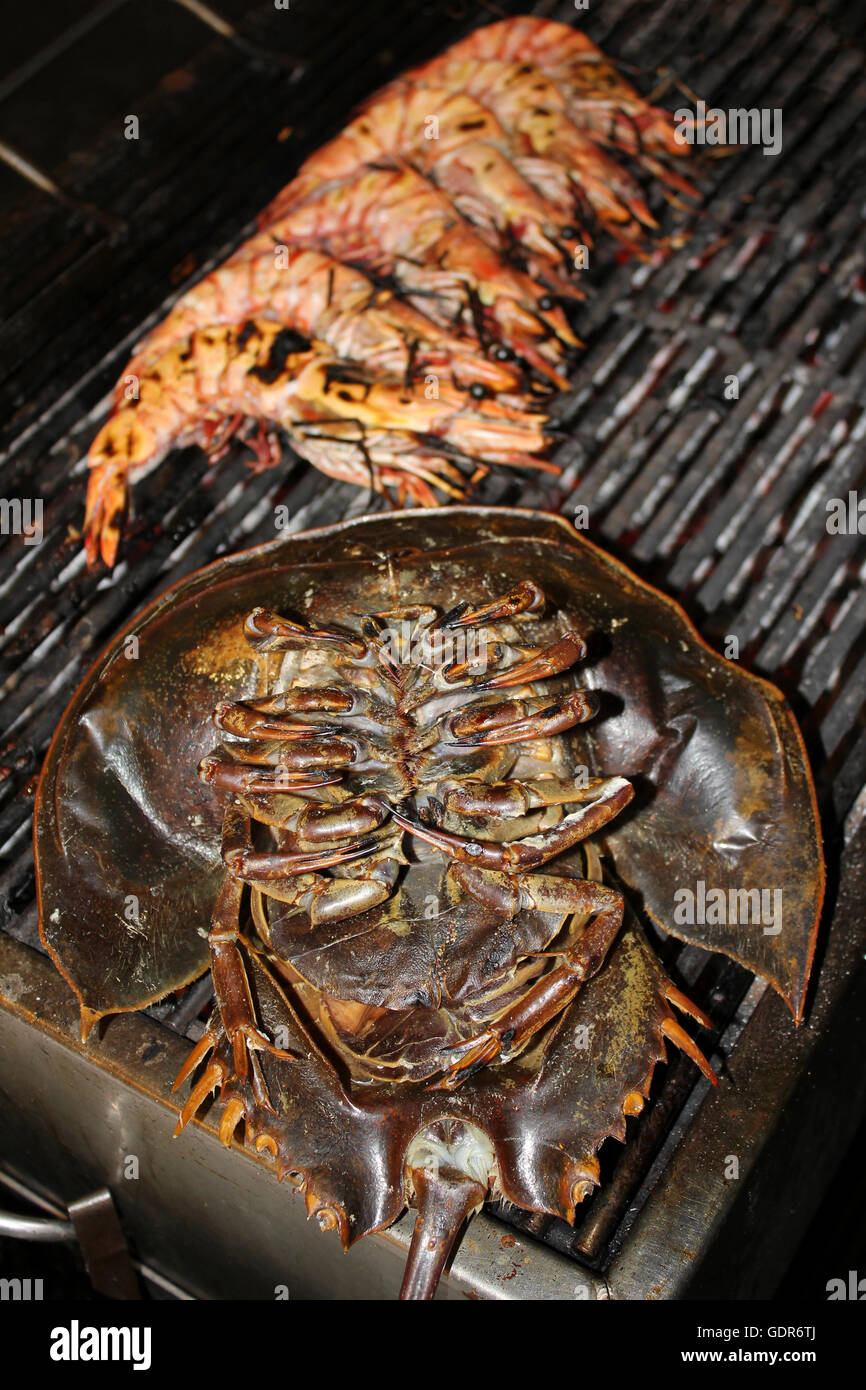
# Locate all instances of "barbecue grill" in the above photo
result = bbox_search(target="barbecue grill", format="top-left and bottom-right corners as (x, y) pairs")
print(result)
(1, 0), (865, 1300)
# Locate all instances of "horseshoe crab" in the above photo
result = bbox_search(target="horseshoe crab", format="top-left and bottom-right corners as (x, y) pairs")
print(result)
(35, 509), (824, 1298)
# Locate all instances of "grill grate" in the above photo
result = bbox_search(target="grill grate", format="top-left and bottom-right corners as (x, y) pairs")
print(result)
(1, 0), (864, 1289)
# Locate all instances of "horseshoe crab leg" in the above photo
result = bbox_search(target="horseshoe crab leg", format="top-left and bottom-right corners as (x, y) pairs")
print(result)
(211, 685), (370, 743)
(222, 802), (404, 925)
(445, 689), (598, 744)
(244, 607), (369, 658)
(477, 630), (587, 688)
(440, 774), (613, 817)
(199, 755), (342, 794)
(217, 736), (360, 771)
(436, 578), (546, 629)
(294, 794), (389, 846)
(432, 871), (624, 1086)
(391, 775), (633, 869)
(213, 699), (346, 740)
(221, 808), (378, 880)
(435, 860), (717, 1090)
(173, 848), (296, 1127)
(239, 687), (359, 715)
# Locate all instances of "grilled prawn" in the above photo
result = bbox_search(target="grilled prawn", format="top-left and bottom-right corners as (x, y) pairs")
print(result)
(243, 165), (579, 386)
(389, 59), (696, 239)
(260, 89), (592, 281)
(78, 16), (708, 568)
(83, 321), (554, 567)
(124, 245), (523, 396)
(435, 16), (693, 162)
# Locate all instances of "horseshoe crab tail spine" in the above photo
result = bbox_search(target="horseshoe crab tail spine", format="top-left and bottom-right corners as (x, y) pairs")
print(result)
(399, 1164), (487, 1301)
(399, 1119), (497, 1300)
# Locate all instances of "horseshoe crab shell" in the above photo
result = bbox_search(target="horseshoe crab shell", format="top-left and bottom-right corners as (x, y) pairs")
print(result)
(34, 508), (824, 1295)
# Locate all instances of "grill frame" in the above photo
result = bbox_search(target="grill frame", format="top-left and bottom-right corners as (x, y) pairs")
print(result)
(1, 0), (865, 1297)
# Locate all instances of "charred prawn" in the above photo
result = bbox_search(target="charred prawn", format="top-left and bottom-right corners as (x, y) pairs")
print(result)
(82, 16), (708, 568)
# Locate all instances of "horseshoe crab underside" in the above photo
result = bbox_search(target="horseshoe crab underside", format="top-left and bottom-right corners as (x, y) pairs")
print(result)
(35, 508), (824, 1298)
